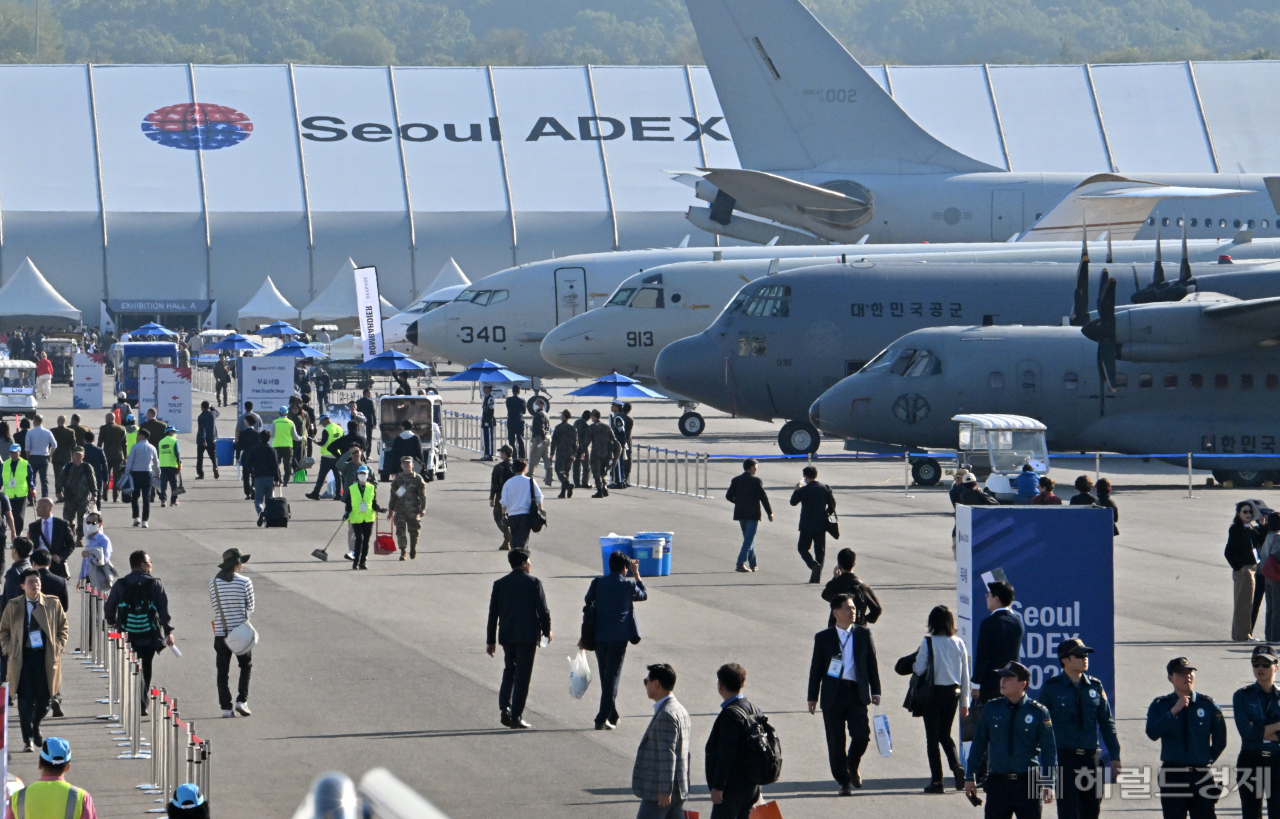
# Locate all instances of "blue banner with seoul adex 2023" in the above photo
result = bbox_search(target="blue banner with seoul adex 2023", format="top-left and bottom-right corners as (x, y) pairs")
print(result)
(955, 506), (1115, 705)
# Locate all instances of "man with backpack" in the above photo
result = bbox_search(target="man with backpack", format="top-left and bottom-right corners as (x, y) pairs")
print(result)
(104, 551), (174, 716)
(706, 663), (780, 818)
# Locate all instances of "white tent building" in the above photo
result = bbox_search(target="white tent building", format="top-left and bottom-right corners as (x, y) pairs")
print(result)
(301, 259), (397, 334)
(0, 258), (81, 328)
(414, 258), (470, 305)
(237, 276), (299, 332)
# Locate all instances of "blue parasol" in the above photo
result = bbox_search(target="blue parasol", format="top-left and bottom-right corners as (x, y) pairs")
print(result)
(130, 322), (178, 338)
(443, 359), (528, 383)
(567, 373), (663, 399)
(257, 321), (303, 336)
(353, 350), (431, 371)
(206, 333), (265, 352)
(265, 340), (328, 358)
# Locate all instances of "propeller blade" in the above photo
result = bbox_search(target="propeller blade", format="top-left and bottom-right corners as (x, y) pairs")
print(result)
(1106, 228), (1113, 264)
(1095, 274), (1118, 417)
(1070, 224), (1090, 326)
(1179, 218), (1193, 284)
(1152, 222), (1165, 285)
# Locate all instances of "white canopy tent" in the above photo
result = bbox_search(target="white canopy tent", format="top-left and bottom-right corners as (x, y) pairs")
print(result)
(414, 258), (470, 305)
(300, 258), (397, 335)
(237, 276), (300, 332)
(0, 257), (81, 328)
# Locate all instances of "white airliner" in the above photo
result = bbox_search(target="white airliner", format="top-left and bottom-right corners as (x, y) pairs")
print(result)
(385, 258), (471, 359)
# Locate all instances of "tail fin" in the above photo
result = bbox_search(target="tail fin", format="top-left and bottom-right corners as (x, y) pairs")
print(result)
(686, 0), (999, 175)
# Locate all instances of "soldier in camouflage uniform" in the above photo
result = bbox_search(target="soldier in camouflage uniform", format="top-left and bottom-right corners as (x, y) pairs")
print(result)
(549, 409), (578, 499)
(61, 447), (98, 543)
(387, 455), (427, 560)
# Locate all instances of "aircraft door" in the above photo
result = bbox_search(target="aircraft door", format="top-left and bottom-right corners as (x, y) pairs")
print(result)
(554, 267), (587, 325)
(991, 190), (1025, 240)
(1015, 359), (1041, 411)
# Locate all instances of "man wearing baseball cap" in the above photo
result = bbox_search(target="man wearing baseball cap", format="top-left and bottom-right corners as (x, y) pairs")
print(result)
(305, 412), (345, 501)
(5, 737), (97, 819)
(271, 406), (302, 477)
(965, 661), (1056, 814)
(1233, 645), (1280, 818)
(1145, 657), (1227, 817)
(1035, 639), (1119, 818)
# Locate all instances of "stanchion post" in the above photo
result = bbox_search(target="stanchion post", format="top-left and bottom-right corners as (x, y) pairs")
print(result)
(1187, 453), (1195, 499)
(903, 451), (915, 498)
(1095, 452), (1100, 484)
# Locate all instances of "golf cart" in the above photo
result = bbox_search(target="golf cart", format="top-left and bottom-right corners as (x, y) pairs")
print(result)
(953, 414), (1050, 502)
(377, 394), (447, 482)
(0, 360), (38, 417)
(42, 335), (79, 383)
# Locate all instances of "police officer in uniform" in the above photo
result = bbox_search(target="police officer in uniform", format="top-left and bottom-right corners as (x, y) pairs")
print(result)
(480, 385), (496, 461)
(306, 413), (344, 500)
(620, 403), (634, 485)
(965, 662), (1057, 818)
(488, 445), (516, 549)
(1035, 639), (1119, 819)
(1145, 657), (1227, 819)
(505, 386), (527, 459)
(572, 410), (591, 489)
(609, 403), (628, 489)
(588, 410), (617, 499)
(1233, 645), (1280, 819)
(549, 410), (578, 499)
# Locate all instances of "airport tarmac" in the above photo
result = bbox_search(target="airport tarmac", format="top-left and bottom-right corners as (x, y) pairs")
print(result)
(24, 382), (1269, 818)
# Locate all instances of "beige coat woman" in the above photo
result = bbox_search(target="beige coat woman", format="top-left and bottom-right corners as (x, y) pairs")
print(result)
(0, 592), (69, 694)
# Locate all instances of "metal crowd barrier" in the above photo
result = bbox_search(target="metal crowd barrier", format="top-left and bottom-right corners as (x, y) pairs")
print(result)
(75, 585), (211, 812)
(441, 411), (506, 454)
(189, 367), (216, 395)
(630, 444), (709, 499)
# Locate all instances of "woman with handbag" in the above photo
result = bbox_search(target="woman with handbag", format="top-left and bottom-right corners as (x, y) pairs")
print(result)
(209, 548), (255, 718)
(913, 605), (970, 794)
(77, 511), (117, 594)
(499, 459), (544, 551)
(1227, 500), (1268, 641)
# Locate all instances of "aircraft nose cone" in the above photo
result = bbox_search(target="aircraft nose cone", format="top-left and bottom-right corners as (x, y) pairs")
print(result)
(408, 311), (448, 360)
(808, 396), (822, 431)
(655, 333), (731, 407)
(540, 319), (603, 377)
(811, 380), (859, 439)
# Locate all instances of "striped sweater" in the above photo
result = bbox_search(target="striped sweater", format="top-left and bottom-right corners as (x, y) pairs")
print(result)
(209, 575), (255, 637)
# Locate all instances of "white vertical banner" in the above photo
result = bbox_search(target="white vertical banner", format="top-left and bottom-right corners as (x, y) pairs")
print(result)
(137, 364), (158, 418)
(73, 353), (105, 410)
(157, 365), (193, 433)
(353, 265), (384, 361)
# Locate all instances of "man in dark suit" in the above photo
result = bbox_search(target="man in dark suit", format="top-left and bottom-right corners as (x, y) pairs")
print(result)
(726, 458), (773, 572)
(706, 663), (760, 819)
(580, 550), (648, 730)
(356, 389), (378, 436)
(789, 465), (836, 584)
(27, 498), (75, 580)
(970, 579), (1024, 783)
(486, 549), (551, 730)
(807, 593), (882, 795)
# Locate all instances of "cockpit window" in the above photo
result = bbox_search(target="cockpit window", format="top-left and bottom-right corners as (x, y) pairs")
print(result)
(405, 299), (430, 314)
(864, 348), (916, 374)
(742, 285), (791, 317)
(455, 289), (493, 305)
(488, 290), (509, 305)
(903, 350), (941, 377)
(630, 288), (664, 309)
(641, 273), (663, 285)
(607, 288), (636, 307)
(726, 292), (749, 314)
(422, 300), (448, 314)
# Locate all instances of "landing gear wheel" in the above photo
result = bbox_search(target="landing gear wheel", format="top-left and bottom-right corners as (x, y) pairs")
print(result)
(778, 421), (821, 455)
(678, 412), (705, 437)
(912, 458), (942, 487)
(1212, 470), (1230, 484)
(1231, 470), (1266, 488)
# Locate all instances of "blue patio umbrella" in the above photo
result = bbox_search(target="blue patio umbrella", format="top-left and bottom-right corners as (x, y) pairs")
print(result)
(265, 340), (328, 358)
(257, 321), (303, 336)
(206, 333), (265, 352)
(131, 322), (178, 337)
(353, 350), (431, 371)
(567, 373), (663, 399)
(443, 359), (528, 383)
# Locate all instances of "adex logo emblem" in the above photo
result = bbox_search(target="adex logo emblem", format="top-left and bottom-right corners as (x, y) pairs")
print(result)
(142, 103), (253, 150)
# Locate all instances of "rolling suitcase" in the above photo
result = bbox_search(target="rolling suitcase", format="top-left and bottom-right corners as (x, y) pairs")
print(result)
(264, 486), (291, 528)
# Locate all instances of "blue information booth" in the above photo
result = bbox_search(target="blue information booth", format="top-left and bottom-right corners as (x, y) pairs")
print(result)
(956, 506), (1115, 761)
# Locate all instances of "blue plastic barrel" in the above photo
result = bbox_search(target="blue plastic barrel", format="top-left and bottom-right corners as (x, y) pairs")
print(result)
(631, 537), (667, 577)
(216, 437), (235, 466)
(636, 531), (674, 576)
(599, 536), (633, 576)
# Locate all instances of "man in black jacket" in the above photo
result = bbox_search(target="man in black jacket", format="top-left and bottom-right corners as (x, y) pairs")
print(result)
(485, 549), (551, 730)
(807, 593), (882, 795)
(706, 663), (760, 819)
(242, 431), (282, 526)
(234, 413), (261, 500)
(789, 466), (836, 584)
(195, 401), (220, 480)
(30, 550), (67, 615)
(957, 472), (999, 506)
(356, 389), (378, 435)
(821, 549), (883, 628)
(726, 459), (773, 573)
(27, 499), (75, 579)
(970, 579), (1024, 783)
(105, 550), (175, 716)
(384, 421), (423, 480)
(488, 445), (516, 550)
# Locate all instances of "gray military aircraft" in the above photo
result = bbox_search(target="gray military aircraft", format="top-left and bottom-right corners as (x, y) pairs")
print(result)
(809, 264), (1280, 487)
(654, 234), (1280, 454)
(680, 0), (1280, 246)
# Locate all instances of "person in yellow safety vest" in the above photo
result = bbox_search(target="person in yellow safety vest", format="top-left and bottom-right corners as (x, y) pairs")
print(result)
(123, 414), (138, 458)
(344, 465), (383, 571)
(305, 413), (345, 501)
(7, 737), (97, 819)
(156, 427), (182, 508)
(271, 406), (302, 478)
(3, 443), (35, 534)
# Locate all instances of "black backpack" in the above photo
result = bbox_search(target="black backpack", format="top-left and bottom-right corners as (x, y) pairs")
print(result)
(731, 704), (783, 786)
(118, 577), (160, 637)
